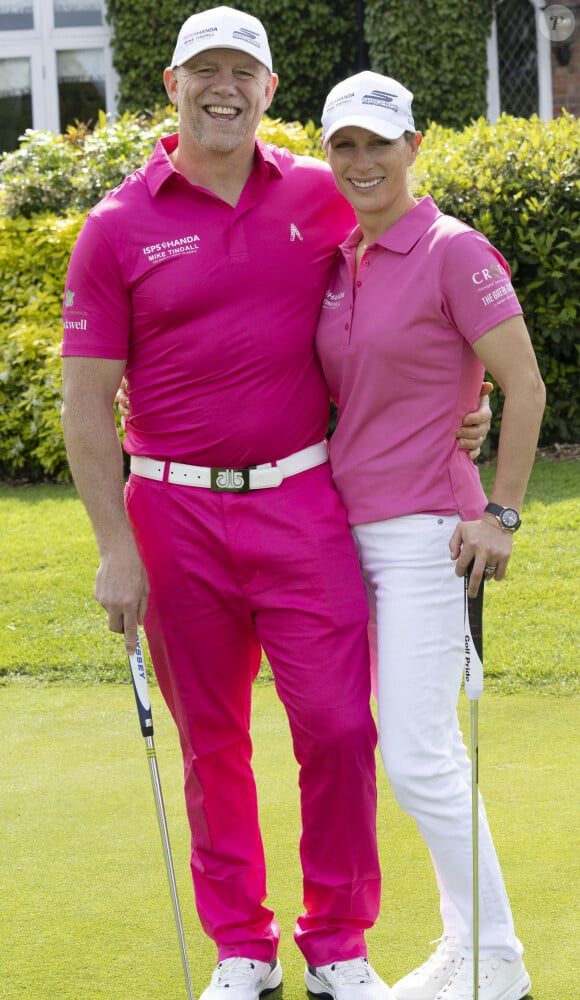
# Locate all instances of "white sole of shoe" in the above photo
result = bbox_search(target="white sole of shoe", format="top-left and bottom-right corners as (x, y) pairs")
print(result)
(434, 968), (531, 1000)
(504, 972), (532, 1000)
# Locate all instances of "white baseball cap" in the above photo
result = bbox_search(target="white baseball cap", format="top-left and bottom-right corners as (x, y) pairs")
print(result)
(171, 5), (273, 73)
(322, 71), (416, 145)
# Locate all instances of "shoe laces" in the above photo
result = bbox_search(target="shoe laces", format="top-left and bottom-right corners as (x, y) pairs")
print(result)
(330, 958), (374, 984)
(215, 958), (262, 987)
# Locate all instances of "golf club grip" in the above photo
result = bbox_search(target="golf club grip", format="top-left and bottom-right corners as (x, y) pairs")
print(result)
(127, 630), (154, 737)
(464, 566), (484, 701)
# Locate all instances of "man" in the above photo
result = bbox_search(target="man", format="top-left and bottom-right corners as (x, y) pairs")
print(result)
(61, 8), (490, 1000)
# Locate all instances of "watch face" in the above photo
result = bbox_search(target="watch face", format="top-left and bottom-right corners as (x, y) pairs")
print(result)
(500, 508), (520, 528)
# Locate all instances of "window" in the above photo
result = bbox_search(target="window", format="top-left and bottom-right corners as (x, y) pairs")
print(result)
(487, 0), (553, 120)
(0, 0), (116, 151)
(57, 48), (105, 130)
(54, 0), (103, 29)
(0, 56), (31, 150)
(0, 0), (33, 31)
(496, 0), (539, 116)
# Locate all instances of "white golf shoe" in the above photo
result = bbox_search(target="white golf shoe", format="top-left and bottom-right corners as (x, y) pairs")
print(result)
(392, 938), (461, 999)
(305, 957), (394, 999)
(434, 956), (531, 1000)
(200, 957), (282, 999)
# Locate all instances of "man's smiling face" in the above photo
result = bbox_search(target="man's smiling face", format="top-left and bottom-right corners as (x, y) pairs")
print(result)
(165, 48), (277, 156)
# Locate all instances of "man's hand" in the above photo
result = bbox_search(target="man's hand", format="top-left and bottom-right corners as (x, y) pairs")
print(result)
(456, 381), (493, 460)
(95, 538), (149, 654)
(116, 376), (130, 427)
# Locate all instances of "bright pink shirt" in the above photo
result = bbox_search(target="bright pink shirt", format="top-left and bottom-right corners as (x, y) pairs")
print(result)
(62, 135), (355, 467)
(315, 196), (523, 524)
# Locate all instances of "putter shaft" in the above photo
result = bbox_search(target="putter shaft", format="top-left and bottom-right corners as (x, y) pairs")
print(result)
(470, 703), (479, 1000)
(146, 737), (196, 1000)
(128, 633), (195, 1000)
(464, 570), (484, 1000)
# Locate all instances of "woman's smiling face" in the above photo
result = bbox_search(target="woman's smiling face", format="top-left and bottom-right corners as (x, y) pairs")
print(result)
(326, 127), (421, 231)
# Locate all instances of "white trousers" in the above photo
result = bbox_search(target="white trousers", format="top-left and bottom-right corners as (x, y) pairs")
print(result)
(352, 514), (523, 961)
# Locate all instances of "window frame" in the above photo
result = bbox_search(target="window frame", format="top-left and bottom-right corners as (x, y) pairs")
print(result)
(0, 0), (116, 141)
(486, 0), (553, 121)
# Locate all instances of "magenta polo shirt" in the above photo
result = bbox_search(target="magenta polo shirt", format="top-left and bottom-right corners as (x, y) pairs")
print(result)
(315, 196), (523, 525)
(62, 134), (355, 467)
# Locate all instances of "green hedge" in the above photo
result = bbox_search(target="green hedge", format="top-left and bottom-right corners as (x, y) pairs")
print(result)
(414, 112), (580, 448)
(364, 0), (495, 131)
(0, 114), (322, 480)
(104, 2), (497, 133)
(0, 109), (322, 219)
(0, 112), (578, 480)
(0, 215), (82, 480)
(104, 1), (496, 133)
(106, 0), (359, 125)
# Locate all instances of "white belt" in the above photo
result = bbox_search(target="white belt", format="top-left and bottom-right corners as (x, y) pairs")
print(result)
(130, 441), (329, 492)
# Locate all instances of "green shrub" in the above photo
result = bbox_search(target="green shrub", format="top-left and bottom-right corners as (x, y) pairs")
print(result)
(0, 115), (323, 481)
(0, 215), (83, 480)
(414, 112), (580, 448)
(0, 108), (177, 219)
(0, 110), (321, 219)
(0, 112), (578, 481)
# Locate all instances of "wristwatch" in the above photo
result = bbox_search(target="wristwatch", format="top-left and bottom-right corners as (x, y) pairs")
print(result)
(484, 502), (521, 532)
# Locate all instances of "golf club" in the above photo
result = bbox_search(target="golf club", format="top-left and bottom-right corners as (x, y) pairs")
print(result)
(127, 628), (196, 1000)
(464, 567), (484, 1000)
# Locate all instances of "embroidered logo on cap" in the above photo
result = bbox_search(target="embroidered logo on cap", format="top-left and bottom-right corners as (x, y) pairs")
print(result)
(362, 90), (399, 111)
(232, 27), (261, 49)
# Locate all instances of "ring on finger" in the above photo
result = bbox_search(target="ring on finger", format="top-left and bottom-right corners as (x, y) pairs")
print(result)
(484, 564), (497, 578)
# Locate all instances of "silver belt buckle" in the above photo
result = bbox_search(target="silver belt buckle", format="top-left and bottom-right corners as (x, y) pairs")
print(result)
(210, 468), (251, 492)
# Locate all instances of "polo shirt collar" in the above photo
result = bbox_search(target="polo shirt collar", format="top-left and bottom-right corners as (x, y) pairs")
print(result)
(145, 133), (283, 198)
(342, 195), (443, 257)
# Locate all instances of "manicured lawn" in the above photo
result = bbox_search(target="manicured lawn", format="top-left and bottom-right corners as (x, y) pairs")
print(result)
(1, 456), (578, 692)
(1, 457), (578, 998)
(1, 683), (577, 999)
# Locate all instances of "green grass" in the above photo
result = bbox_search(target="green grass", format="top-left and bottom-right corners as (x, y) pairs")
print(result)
(1, 683), (578, 999)
(1, 459), (579, 998)
(1, 456), (579, 692)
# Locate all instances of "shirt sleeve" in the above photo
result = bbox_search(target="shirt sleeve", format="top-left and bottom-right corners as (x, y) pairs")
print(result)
(439, 229), (523, 345)
(62, 212), (130, 359)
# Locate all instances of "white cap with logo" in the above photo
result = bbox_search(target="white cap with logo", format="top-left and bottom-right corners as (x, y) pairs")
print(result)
(171, 5), (272, 72)
(322, 71), (416, 146)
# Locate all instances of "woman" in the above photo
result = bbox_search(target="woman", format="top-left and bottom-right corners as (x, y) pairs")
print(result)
(316, 72), (545, 1000)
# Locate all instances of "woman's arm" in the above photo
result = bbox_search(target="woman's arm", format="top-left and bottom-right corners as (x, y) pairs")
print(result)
(450, 314), (546, 595)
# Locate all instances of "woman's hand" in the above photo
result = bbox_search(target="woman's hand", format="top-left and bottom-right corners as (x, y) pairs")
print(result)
(449, 516), (513, 596)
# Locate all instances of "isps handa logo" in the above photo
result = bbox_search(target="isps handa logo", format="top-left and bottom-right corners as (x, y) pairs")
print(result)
(63, 288), (88, 331)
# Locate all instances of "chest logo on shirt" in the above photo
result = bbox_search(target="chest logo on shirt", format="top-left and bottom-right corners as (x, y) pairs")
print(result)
(322, 289), (345, 310)
(141, 235), (201, 263)
(290, 223), (303, 242)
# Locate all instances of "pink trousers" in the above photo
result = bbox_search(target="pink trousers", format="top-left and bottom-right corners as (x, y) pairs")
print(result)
(125, 463), (380, 965)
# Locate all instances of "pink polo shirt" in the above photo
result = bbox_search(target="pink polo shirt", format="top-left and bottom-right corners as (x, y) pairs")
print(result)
(62, 135), (355, 467)
(315, 196), (523, 524)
